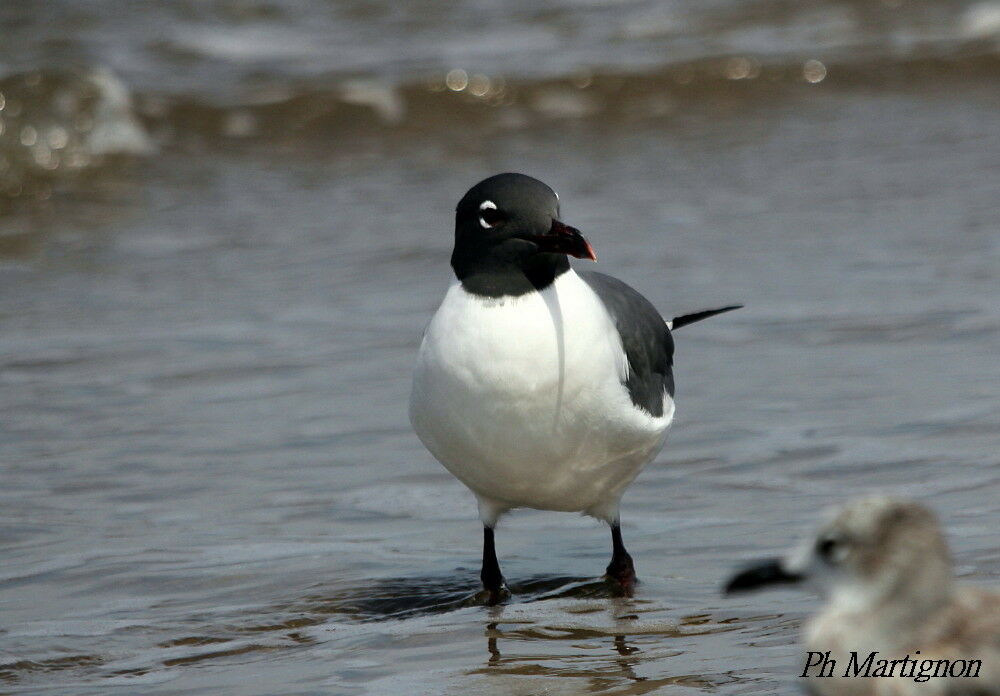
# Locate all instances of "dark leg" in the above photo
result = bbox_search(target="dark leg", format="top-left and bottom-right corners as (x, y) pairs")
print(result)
(606, 522), (636, 593)
(481, 527), (508, 604)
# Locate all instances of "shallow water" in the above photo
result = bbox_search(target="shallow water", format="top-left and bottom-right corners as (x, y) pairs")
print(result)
(2, 1), (999, 694)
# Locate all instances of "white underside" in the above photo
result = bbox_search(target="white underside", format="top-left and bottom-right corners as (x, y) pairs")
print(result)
(410, 269), (674, 525)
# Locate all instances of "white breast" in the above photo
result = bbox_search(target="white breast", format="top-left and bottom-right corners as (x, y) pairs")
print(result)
(409, 270), (673, 523)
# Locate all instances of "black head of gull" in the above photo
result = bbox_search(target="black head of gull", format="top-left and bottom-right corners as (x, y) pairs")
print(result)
(451, 173), (596, 298)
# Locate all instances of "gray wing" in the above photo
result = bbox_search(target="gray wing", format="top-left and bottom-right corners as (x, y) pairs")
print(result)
(579, 270), (674, 417)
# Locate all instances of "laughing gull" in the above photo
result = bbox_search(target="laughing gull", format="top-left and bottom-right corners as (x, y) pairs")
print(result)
(410, 173), (740, 601)
(725, 497), (1000, 695)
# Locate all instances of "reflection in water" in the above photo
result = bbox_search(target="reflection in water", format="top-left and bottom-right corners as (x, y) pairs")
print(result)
(476, 597), (736, 693)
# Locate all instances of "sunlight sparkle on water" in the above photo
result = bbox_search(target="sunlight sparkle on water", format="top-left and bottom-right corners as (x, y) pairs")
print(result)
(20, 125), (38, 146)
(468, 73), (491, 97)
(446, 69), (469, 91)
(724, 57), (760, 80)
(803, 59), (827, 83)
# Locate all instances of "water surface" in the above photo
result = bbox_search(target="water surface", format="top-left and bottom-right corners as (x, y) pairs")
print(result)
(2, 1), (999, 694)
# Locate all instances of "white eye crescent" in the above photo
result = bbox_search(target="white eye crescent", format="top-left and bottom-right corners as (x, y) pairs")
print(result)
(479, 200), (501, 229)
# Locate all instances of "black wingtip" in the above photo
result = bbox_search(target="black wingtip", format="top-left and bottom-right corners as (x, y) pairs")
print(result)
(670, 304), (743, 331)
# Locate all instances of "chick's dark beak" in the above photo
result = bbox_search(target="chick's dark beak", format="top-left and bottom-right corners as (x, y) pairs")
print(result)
(723, 558), (803, 595)
(524, 219), (597, 261)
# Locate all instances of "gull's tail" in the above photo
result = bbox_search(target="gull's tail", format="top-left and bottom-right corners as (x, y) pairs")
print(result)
(668, 305), (743, 331)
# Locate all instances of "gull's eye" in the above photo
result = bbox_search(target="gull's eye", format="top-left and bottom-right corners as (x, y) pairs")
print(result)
(816, 536), (842, 562)
(479, 200), (505, 229)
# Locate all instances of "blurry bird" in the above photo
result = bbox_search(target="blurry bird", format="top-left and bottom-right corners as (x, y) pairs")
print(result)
(410, 173), (740, 601)
(725, 496), (1000, 696)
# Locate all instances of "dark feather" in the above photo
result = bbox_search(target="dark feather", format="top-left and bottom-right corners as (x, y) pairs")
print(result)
(671, 305), (742, 330)
(579, 271), (675, 415)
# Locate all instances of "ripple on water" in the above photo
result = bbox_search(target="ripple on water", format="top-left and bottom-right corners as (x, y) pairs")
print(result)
(1, 571), (764, 691)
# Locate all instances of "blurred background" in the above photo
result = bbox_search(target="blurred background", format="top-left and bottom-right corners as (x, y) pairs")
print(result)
(2, 1), (998, 694)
